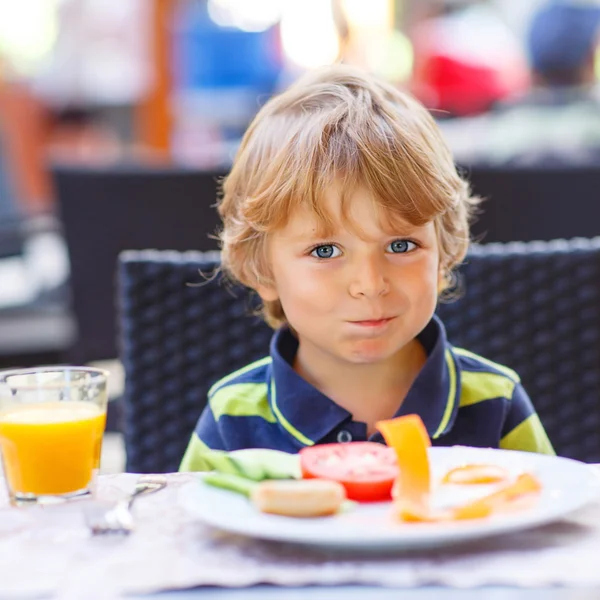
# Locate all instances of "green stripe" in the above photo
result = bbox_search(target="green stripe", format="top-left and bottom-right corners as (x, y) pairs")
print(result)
(500, 414), (555, 455)
(433, 349), (457, 439)
(270, 378), (314, 446)
(453, 347), (520, 383)
(208, 356), (272, 397)
(210, 382), (275, 422)
(460, 371), (516, 408)
(179, 434), (213, 472)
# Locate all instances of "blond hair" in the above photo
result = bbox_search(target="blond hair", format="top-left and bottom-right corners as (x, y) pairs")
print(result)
(218, 65), (479, 328)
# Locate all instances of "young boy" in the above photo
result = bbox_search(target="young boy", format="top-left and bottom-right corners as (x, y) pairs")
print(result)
(180, 65), (554, 471)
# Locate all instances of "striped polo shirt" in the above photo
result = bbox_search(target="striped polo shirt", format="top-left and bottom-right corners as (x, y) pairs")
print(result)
(180, 315), (554, 471)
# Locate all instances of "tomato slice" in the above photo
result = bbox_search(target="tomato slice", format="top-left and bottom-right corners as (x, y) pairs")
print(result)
(299, 442), (398, 502)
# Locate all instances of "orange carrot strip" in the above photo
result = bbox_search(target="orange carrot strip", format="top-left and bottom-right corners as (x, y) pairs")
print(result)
(397, 499), (452, 523)
(376, 414), (542, 524)
(452, 473), (542, 520)
(376, 415), (431, 506)
(442, 464), (510, 485)
(398, 473), (542, 523)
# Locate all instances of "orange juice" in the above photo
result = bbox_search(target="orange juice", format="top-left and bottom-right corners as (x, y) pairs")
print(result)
(0, 401), (106, 495)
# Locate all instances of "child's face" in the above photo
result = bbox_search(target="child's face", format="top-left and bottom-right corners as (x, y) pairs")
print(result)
(256, 185), (442, 366)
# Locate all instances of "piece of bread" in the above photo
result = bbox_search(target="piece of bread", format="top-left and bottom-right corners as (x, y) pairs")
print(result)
(251, 479), (346, 517)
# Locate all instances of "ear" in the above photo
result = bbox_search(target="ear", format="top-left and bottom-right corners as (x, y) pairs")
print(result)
(255, 282), (279, 303)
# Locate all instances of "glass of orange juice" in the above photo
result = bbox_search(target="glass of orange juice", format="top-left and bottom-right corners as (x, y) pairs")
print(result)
(0, 367), (108, 505)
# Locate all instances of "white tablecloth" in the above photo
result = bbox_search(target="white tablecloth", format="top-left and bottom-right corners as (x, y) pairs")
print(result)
(2, 472), (600, 599)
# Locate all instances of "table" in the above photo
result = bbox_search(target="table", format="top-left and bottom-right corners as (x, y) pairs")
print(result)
(153, 587), (600, 600)
(2, 472), (600, 599)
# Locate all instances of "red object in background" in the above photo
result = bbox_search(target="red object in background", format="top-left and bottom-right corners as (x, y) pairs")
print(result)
(412, 53), (522, 117)
(409, 9), (530, 118)
(300, 442), (398, 503)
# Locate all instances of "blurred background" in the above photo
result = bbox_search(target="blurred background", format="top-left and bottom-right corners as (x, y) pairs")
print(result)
(1, 0), (600, 471)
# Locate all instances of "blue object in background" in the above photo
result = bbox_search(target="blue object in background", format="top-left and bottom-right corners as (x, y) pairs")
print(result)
(528, 0), (600, 75)
(171, 0), (282, 95)
(170, 0), (284, 166)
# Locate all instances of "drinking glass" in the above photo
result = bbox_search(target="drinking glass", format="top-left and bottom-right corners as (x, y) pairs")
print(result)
(0, 366), (108, 505)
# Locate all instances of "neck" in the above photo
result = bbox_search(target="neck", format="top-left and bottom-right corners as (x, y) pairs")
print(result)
(293, 338), (427, 435)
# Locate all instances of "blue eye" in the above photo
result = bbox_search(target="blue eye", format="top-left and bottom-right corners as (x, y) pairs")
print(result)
(388, 240), (416, 253)
(311, 245), (341, 259)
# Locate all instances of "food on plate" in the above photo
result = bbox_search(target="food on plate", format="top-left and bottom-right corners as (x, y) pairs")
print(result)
(376, 414), (431, 505)
(299, 441), (398, 502)
(199, 414), (543, 522)
(441, 464), (510, 485)
(398, 472), (542, 522)
(250, 479), (347, 517)
(452, 473), (542, 520)
(202, 472), (257, 497)
(200, 448), (301, 481)
(377, 415), (542, 523)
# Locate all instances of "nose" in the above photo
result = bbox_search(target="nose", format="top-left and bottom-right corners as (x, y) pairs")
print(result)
(348, 254), (389, 299)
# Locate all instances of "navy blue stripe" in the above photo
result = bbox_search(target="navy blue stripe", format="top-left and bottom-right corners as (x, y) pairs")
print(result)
(437, 398), (506, 448)
(194, 405), (227, 450)
(215, 414), (300, 452)
(502, 384), (536, 437)
(209, 360), (271, 397)
(454, 350), (519, 381)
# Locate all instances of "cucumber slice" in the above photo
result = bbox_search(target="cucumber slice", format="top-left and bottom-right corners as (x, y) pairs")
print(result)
(203, 472), (257, 497)
(198, 448), (301, 481)
(200, 450), (245, 476)
(230, 449), (301, 480)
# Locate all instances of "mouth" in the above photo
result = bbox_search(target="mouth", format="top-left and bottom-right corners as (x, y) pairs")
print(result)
(348, 317), (396, 328)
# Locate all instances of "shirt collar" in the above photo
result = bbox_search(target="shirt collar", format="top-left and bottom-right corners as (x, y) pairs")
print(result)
(390, 315), (461, 439)
(268, 330), (350, 448)
(268, 314), (461, 448)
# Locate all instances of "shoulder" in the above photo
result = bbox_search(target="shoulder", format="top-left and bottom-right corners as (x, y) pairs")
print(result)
(452, 346), (519, 382)
(208, 356), (272, 397)
(452, 347), (520, 407)
(207, 356), (275, 423)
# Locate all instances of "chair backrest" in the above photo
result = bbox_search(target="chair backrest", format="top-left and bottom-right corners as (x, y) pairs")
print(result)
(118, 250), (272, 473)
(119, 239), (600, 471)
(437, 237), (600, 462)
(465, 164), (600, 243)
(53, 164), (226, 364)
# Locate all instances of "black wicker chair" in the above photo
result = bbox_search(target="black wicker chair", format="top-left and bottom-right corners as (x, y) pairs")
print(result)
(118, 239), (600, 472)
(465, 164), (600, 244)
(437, 238), (600, 463)
(118, 250), (272, 473)
(53, 164), (226, 364)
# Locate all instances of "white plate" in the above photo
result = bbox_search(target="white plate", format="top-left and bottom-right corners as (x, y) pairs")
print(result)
(177, 446), (600, 551)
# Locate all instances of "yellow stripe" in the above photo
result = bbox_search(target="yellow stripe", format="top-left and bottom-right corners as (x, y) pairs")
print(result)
(453, 348), (520, 383)
(460, 371), (516, 407)
(500, 414), (555, 455)
(210, 382), (276, 422)
(433, 349), (457, 438)
(270, 379), (314, 446)
(179, 435), (213, 472)
(208, 356), (272, 397)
